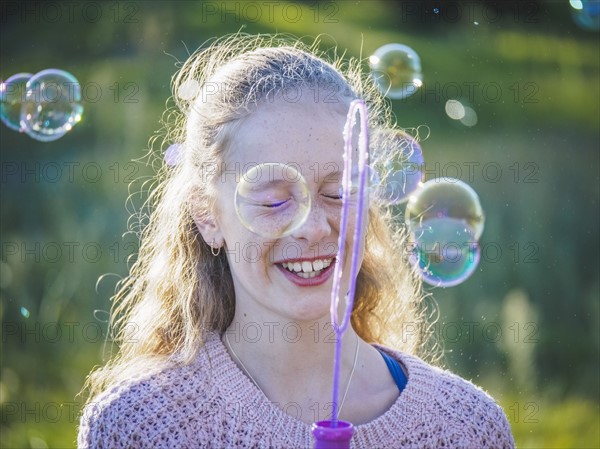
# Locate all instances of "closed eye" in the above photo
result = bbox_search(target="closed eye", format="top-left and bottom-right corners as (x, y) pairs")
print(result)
(322, 187), (358, 201)
(322, 194), (343, 200)
(260, 198), (290, 208)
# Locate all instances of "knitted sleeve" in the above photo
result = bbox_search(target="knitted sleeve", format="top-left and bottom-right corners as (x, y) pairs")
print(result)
(431, 372), (516, 449)
(477, 397), (516, 449)
(77, 383), (147, 449)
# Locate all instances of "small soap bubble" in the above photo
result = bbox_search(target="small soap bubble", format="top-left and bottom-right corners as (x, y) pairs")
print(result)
(571, 0), (600, 31)
(177, 79), (200, 101)
(445, 99), (466, 120)
(165, 143), (182, 166)
(93, 309), (110, 323)
(405, 178), (485, 240)
(20, 69), (83, 142)
(369, 43), (423, 100)
(445, 99), (478, 128)
(372, 129), (424, 205)
(409, 218), (480, 287)
(0, 73), (32, 131)
(460, 106), (478, 127)
(235, 163), (311, 238)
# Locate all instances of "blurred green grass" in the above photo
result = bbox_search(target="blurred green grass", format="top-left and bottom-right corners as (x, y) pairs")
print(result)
(497, 394), (600, 449)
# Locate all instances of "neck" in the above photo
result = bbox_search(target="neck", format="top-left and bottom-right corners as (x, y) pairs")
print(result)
(222, 313), (361, 408)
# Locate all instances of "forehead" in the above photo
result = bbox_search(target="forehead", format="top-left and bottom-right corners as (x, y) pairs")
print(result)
(227, 96), (349, 176)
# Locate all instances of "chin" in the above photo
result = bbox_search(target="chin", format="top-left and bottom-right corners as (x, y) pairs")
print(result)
(282, 295), (332, 324)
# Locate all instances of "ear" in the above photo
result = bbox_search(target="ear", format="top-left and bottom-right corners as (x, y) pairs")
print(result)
(194, 214), (224, 249)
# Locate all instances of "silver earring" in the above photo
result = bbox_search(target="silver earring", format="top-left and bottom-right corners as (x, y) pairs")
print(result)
(210, 240), (221, 257)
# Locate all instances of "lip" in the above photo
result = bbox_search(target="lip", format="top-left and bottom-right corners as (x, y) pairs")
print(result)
(274, 256), (337, 264)
(275, 259), (337, 287)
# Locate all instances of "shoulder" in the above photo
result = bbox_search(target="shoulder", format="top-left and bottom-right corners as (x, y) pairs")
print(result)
(377, 346), (515, 448)
(397, 350), (501, 408)
(77, 349), (218, 449)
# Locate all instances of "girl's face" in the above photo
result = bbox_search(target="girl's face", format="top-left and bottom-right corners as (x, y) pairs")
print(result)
(199, 94), (366, 324)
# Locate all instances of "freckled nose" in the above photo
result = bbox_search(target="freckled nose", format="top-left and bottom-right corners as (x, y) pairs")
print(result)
(292, 203), (331, 243)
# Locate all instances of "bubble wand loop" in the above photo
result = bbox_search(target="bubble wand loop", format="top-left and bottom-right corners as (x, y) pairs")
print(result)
(329, 99), (370, 426)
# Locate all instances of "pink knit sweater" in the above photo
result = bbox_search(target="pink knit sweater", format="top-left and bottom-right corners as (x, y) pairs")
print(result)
(78, 332), (515, 448)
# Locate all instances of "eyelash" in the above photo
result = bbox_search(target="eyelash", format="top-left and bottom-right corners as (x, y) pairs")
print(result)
(323, 194), (343, 200)
(324, 187), (358, 199)
(258, 190), (356, 207)
(261, 199), (289, 208)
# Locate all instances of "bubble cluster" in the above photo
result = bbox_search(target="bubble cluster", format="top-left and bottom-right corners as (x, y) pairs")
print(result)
(0, 69), (83, 141)
(369, 43), (423, 100)
(366, 43), (487, 287)
(406, 178), (485, 287)
(234, 163), (311, 239)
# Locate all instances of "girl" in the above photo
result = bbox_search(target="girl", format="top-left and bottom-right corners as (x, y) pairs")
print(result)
(78, 34), (514, 449)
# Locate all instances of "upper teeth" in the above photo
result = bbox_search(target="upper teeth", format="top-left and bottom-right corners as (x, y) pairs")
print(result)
(281, 259), (333, 273)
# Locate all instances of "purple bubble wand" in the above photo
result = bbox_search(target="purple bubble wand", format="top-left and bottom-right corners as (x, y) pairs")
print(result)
(312, 99), (369, 448)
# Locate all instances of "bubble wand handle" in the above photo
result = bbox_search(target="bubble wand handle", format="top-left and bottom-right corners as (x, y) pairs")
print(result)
(329, 99), (370, 426)
(312, 100), (368, 447)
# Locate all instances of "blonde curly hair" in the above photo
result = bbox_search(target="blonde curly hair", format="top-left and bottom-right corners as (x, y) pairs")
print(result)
(83, 33), (437, 403)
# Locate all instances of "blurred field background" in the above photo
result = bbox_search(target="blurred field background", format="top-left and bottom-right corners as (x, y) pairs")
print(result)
(1, 1), (599, 448)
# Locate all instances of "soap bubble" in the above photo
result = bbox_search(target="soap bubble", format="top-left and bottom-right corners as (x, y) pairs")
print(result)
(369, 43), (423, 100)
(165, 143), (182, 166)
(0, 73), (32, 131)
(409, 217), (480, 287)
(445, 99), (466, 120)
(235, 163), (311, 238)
(20, 307), (31, 319)
(460, 106), (478, 127)
(445, 99), (478, 127)
(570, 0), (600, 31)
(20, 69), (83, 142)
(372, 129), (424, 204)
(177, 79), (200, 101)
(405, 178), (485, 240)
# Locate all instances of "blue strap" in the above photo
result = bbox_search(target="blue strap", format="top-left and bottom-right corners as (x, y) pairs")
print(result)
(377, 348), (408, 393)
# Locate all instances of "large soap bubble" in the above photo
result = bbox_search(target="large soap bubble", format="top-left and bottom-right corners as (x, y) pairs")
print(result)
(20, 69), (83, 142)
(409, 218), (480, 287)
(405, 178), (484, 287)
(371, 129), (424, 204)
(369, 43), (423, 100)
(405, 178), (485, 240)
(235, 163), (311, 239)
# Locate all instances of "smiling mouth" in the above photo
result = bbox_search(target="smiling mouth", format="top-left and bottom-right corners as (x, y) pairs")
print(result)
(279, 258), (334, 279)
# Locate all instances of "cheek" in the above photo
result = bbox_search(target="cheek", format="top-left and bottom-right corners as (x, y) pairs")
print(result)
(221, 225), (278, 271)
